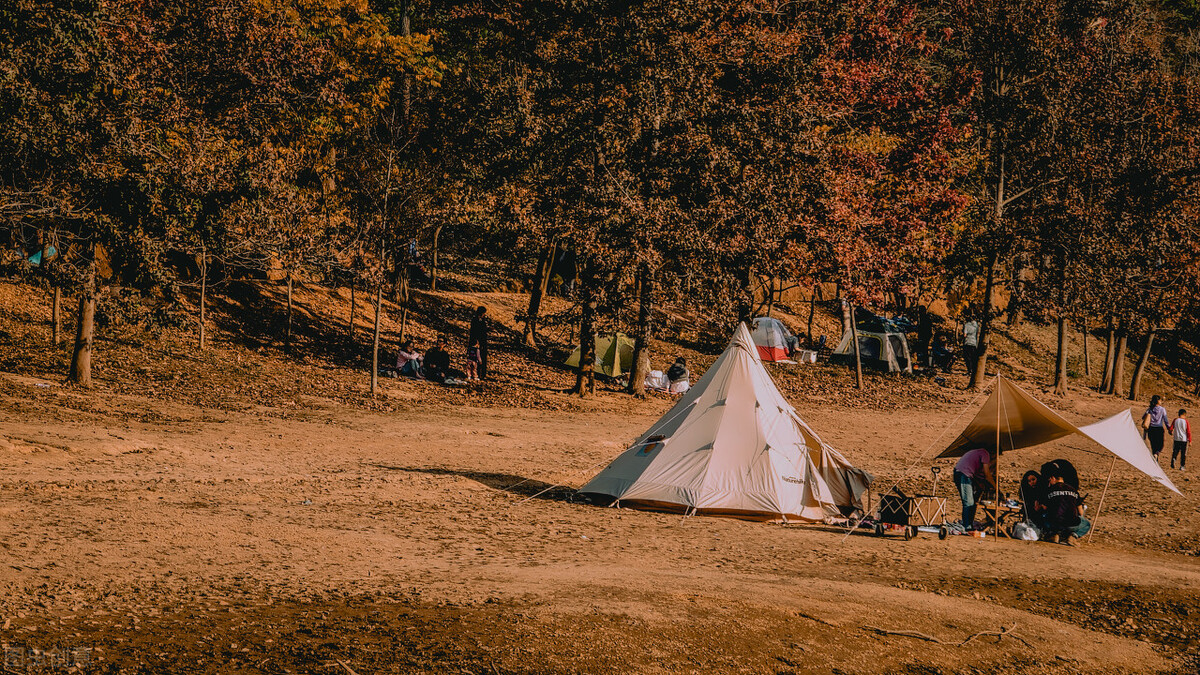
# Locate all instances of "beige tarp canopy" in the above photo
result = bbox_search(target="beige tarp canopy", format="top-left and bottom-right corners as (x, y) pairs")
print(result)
(937, 377), (1180, 495)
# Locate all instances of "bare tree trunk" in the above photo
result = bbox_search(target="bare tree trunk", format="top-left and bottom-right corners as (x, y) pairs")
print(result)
(807, 283), (820, 349)
(1081, 320), (1090, 378)
(572, 278), (598, 397)
(1053, 315), (1068, 396)
(1100, 319), (1116, 392)
(766, 276), (775, 318)
(349, 280), (356, 342)
(969, 250), (998, 390)
(839, 292), (852, 337)
(1108, 329), (1128, 396)
(1007, 252), (1026, 327)
(51, 285), (61, 345)
(430, 223), (444, 292)
(398, 266), (410, 345)
(285, 271), (294, 352)
(523, 241), (556, 348)
(371, 283), (382, 396)
(849, 301), (864, 390)
(68, 251), (96, 387)
(1128, 328), (1156, 402)
(198, 249), (207, 350)
(627, 262), (654, 398)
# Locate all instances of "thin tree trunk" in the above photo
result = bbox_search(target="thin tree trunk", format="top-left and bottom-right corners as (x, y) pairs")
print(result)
(398, 266), (410, 345)
(572, 278), (598, 397)
(51, 285), (61, 345)
(807, 283), (819, 349)
(430, 223), (444, 291)
(1007, 252), (1026, 327)
(370, 283), (382, 396)
(849, 301), (864, 390)
(1128, 328), (1156, 401)
(969, 250), (998, 390)
(1100, 320), (1116, 392)
(1108, 330), (1128, 396)
(766, 276), (775, 318)
(523, 240), (556, 348)
(627, 262), (654, 398)
(1081, 320), (1090, 378)
(1053, 315), (1068, 396)
(349, 280), (356, 342)
(198, 249), (207, 350)
(285, 271), (294, 352)
(839, 292), (852, 337)
(68, 251), (97, 387)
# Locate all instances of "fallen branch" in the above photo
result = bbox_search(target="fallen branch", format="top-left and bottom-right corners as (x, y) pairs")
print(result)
(862, 625), (945, 644)
(958, 623), (1032, 648)
(862, 623), (1031, 648)
(336, 660), (361, 675)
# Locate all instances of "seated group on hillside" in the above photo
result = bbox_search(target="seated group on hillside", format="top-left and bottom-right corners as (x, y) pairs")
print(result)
(384, 336), (461, 384)
(1017, 460), (1091, 545)
(953, 448), (1089, 544)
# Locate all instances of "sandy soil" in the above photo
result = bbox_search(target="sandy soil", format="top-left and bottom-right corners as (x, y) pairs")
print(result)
(1, 370), (1198, 675)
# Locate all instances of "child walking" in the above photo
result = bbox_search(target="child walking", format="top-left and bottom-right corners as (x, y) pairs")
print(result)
(1170, 409), (1190, 471)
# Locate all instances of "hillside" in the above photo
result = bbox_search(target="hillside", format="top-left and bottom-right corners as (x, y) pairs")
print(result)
(1, 256), (1195, 419)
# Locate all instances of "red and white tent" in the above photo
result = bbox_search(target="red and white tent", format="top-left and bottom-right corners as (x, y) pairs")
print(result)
(750, 316), (794, 362)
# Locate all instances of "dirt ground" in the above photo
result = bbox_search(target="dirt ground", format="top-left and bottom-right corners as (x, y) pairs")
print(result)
(1, 368), (1198, 675)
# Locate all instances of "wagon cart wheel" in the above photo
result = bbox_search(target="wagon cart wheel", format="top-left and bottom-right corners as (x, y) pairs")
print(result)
(904, 526), (915, 540)
(874, 522), (884, 537)
(938, 526), (948, 540)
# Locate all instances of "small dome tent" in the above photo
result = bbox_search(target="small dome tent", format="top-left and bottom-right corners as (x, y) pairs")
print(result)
(831, 329), (912, 373)
(565, 332), (636, 378)
(579, 323), (872, 522)
(750, 316), (796, 362)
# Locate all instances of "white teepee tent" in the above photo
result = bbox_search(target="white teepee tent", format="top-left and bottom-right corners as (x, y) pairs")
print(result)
(579, 323), (872, 522)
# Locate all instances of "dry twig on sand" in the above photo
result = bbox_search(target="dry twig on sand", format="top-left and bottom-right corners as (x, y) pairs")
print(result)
(862, 623), (1031, 648)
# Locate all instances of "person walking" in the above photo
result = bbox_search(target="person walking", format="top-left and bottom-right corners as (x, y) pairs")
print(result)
(1142, 394), (1169, 461)
(468, 305), (489, 381)
(962, 312), (980, 379)
(1170, 408), (1190, 471)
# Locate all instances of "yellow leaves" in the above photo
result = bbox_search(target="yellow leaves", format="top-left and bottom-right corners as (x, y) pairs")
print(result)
(836, 128), (901, 155)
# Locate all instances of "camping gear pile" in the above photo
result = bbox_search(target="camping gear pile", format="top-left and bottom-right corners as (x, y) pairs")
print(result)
(874, 467), (949, 540)
(579, 323), (873, 522)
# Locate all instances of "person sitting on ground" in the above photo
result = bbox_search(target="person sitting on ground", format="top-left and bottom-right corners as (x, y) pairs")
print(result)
(930, 333), (954, 373)
(1019, 470), (1045, 530)
(423, 336), (452, 384)
(395, 340), (423, 378)
(666, 357), (690, 394)
(1040, 474), (1084, 546)
(953, 446), (995, 530)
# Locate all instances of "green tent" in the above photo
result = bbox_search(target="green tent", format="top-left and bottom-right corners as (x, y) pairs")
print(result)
(565, 332), (636, 378)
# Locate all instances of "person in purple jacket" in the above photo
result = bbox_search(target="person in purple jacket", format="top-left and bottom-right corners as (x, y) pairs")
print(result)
(1142, 395), (1169, 461)
(953, 446), (995, 530)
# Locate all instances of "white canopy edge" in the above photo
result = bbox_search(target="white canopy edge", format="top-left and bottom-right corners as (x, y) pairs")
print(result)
(1076, 410), (1182, 495)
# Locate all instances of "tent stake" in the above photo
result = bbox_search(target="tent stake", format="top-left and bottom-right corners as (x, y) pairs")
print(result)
(1085, 456), (1117, 544)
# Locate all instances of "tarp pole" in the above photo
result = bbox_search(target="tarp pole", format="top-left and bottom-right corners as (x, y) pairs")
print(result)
(1085, 456), (1117, 544)
(993, 377), (1001, 536)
